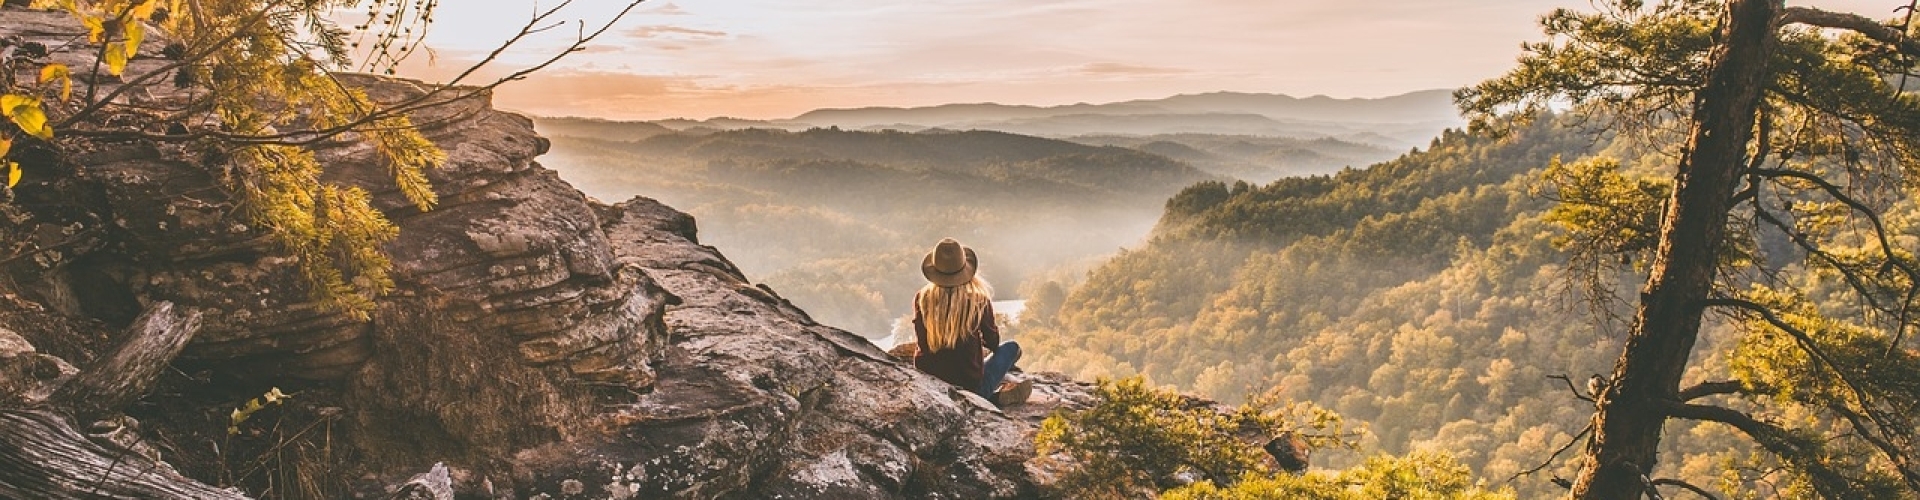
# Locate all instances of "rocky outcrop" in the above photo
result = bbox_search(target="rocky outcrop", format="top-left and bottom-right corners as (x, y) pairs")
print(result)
(485, 196), (1077, 498)
(0, 6), (1096, 498)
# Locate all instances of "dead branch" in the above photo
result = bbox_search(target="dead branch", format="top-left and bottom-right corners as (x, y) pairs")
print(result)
(1819, 399), (1920, 490)
(1549, 373), (1600, 402)
(1650, 478), (1723, 500)
(1677, 380), (1772, 401)
(47, 301), (201, 423)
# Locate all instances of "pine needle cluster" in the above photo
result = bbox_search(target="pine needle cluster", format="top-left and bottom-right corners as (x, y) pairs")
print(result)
(5, 0), (447, 318)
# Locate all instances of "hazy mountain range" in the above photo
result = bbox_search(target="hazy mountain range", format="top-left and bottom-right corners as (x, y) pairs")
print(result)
(537, 89), (1463, 153)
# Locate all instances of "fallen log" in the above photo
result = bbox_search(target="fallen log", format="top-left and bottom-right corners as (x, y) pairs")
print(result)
(0, 301), (243, 498)
(0, 408), (249, 499)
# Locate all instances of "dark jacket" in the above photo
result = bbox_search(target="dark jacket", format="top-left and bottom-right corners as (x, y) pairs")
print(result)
(913, 301), (998, 391)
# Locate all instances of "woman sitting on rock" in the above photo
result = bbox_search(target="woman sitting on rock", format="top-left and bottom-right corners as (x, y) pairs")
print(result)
(912, 238), (1031, 406)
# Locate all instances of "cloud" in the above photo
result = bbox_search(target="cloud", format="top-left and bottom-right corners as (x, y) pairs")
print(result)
(628, 25), (728, 40)
(649, 2), (690, 16)
(420, 0), (1920, 120)
(1076, 63), (1190, 76)
(486, 70), (819, 119)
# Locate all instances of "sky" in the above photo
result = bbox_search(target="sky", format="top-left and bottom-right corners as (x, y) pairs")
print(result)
(378, 0), (1906, 120)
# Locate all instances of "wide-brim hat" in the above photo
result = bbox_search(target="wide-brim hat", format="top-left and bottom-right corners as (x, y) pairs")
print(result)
(921, 238), (978, 287)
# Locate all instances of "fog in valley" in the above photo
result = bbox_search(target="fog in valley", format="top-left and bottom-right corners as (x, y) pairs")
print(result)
(533, 91), (1458, 341)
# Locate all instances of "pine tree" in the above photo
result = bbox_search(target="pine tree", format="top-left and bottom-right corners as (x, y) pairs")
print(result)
(1460, 1), (1920, 498)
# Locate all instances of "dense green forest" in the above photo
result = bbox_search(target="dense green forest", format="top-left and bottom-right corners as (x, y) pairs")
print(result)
(1015, 114), (1783, 497)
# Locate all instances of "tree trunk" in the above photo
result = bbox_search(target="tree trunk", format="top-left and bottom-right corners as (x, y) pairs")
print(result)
(1569, 1), (1781, 499)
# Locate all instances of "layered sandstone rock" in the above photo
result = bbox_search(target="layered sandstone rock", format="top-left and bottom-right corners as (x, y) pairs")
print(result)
(0, 6), (1103, 497)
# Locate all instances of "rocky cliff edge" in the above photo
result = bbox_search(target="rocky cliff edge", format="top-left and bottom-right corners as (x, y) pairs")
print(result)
(0, 6), (1093, 498)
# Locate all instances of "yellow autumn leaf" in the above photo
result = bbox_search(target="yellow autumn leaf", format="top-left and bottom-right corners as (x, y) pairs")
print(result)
(1, 95), (53, 140)
(125, 20), (145, 52)
(105, 42), (129, 76)
(0, 137), (10, 158)
(0, 94), (25, 116)
(4, 162), (19, 189)
(131, 0), (157, 19)
(39, 64), (72, 102)
(80, 15), (104, 43)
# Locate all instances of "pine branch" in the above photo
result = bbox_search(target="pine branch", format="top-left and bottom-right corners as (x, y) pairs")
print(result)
(55, 0), (296, 130)
(1699, 296), (1920, 492)
(1749, 167), (1920, 350)
(1703, 297), (1877, 410)
(1660, 400), (1854, 498)
(61, 0), (648, 148)
(1748, 199), (1891, 317)
(1821, 401), (1920, 491)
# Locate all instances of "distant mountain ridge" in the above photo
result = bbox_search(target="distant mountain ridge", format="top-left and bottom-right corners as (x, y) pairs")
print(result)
(538, 89), (1463, 151)
(793, 89), (1462, 130)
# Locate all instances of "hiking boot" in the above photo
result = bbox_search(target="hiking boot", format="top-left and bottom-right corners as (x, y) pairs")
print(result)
(995, 379), (1033, 407)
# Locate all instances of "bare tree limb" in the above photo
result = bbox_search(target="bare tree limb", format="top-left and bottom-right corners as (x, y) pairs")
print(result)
(1507, 413), (1593, 485)
(1677, 380), (1772, 401)
(1650, 478), (1722, 500)
(1782, 7), (1920, 58)
(1549, 373), (1599, 402)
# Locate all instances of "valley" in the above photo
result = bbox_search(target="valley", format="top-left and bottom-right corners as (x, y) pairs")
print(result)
(533, 90), (1455, 340)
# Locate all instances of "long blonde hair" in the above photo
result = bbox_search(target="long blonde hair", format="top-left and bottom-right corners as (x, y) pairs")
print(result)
(917, 277), (993, 352)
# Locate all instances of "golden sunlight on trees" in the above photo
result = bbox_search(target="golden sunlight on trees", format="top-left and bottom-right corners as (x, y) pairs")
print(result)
(1460, 0), (1920, 498)
(1035, 376), (1511, 499)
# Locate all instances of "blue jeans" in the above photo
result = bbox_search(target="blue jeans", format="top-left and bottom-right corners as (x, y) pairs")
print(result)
(977, 341), (1022, 399)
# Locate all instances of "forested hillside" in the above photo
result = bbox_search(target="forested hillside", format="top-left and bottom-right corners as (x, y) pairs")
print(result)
(535, 125), (1220, 337)
(1064, 134), (1395, 181)
(1015, 114), (1734, 496)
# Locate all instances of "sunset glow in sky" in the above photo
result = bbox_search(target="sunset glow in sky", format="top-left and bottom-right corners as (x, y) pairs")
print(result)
(390, 0), (1903, 120)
